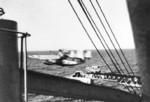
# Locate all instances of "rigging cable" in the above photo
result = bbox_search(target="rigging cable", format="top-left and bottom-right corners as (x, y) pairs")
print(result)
(80, 0), (126, 74)
(78, 0), (136, 94)
(95, 0), (140, 94)
(68, 0), (140, 95)
(78, 0), (123, 74)
(95, 0), (130, 75)
(89, 0), (141, 94)
(68, 0), (114, 73)
(94, 0), (140, 94)
(96, 0), (134, 75)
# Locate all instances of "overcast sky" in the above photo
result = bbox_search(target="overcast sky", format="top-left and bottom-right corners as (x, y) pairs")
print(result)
(0, 0), (135, 51)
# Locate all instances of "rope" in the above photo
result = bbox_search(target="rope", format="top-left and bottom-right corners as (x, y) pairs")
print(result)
(68, 0), (140, 96)
(78, 0), (135, 94)
(80, 0), (126, 74)
(78, 0), (123, 74)
(68, 0), (114, 73)
(89, 0), (125, 74)
(94, 0), (140, 94)
(96, 0), (135, 75)
(78, 0), (139, 95)
(94, 0), (130, 75)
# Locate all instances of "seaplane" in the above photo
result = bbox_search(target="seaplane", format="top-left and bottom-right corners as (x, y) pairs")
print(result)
(43, 49), (87, 66)
(29, 49), (91, 66)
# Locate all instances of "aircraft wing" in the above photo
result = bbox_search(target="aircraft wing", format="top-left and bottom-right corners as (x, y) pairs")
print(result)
(28, 55), (60, 60)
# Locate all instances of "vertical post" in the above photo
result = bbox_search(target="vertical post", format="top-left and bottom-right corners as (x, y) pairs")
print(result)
(0, 19), (21, 102)
(127, 0), (150, 101)
(24, 37), (28, 102)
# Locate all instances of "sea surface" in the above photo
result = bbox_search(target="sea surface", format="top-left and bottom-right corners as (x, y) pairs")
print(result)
(27, 49), (140, 102)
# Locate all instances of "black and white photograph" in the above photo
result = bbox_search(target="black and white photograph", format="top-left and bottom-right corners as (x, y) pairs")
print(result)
(0, 0), (149, 102)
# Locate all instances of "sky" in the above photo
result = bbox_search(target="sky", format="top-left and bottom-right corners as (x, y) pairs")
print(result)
(0, 0), (135, 51)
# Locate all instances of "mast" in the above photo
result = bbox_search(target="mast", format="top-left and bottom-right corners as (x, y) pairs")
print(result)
(127, 0), (150, 101)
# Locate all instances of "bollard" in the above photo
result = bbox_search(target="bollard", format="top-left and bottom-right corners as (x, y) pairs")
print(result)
(0, 19), (21, 102)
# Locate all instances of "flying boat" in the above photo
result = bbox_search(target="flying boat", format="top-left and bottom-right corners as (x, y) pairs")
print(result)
(29, 49), (91, 66)
(43, 49), (86, 66)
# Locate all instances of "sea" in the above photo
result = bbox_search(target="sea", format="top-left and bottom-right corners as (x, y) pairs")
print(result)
(27, 49), (140, 102)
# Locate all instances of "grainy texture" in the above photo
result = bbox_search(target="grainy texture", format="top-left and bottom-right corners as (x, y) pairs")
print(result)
(27, 49), (140, 102)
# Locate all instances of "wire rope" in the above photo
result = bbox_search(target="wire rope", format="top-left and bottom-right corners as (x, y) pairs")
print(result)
(68, 0), (114, 73)
(78, 0), (123, 74)
(78, 0), (139, 95)
(68, 0), (140, 95)
(94, 0), (140, 94)
(78, 0), (137, 94)
(96, 0), (135, 75)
